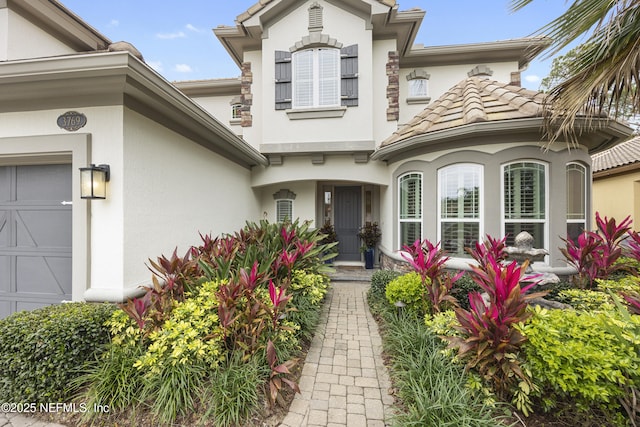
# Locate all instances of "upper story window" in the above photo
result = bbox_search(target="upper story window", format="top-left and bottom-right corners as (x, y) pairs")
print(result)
(566, 162), (587, 243)
(502, 161), (548, 251)
(399, 172), (422, 249)
(406, 69), (431, 104)
(231, 103), (242, 120)
(438, 164), (483, 257)
(275, 44), (358, 112)
(293, 48), (340, 108)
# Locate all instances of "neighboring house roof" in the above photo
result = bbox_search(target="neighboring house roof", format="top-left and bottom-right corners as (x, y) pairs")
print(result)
(381, 77), (544, 147)
(592, 136), (640, 176)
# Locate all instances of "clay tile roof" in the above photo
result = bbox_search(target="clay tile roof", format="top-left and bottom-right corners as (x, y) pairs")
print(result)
(237, 0), (396, 22)
(592, 136), (640, 172)
(381, 76), (545, 146)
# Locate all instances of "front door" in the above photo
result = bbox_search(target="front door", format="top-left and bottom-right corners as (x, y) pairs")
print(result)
(0, 164), (72, 318)
(334, 186), (361, 261)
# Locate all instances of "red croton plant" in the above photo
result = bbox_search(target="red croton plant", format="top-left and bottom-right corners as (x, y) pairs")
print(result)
(447, 238), (546, 400)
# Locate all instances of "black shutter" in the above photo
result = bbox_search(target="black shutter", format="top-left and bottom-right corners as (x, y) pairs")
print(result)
(341, 44), (358, 107)
(275, 50), (292, 110)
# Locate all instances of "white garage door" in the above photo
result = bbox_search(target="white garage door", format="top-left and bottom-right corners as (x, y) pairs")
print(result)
(0, 164), (72, 318)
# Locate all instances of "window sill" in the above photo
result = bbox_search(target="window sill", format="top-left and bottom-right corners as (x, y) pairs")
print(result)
(229, 118), (241, 126)
(406, 96), (431, 105)
(286, 106), (347, 120)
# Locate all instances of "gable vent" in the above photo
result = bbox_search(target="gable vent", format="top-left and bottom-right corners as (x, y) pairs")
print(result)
(309, 2), (323, 32)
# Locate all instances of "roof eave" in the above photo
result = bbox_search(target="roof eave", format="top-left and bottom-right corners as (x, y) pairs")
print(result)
(0, 53), (268, 168)
(372, 116), (633, 162)
(401, 37), (550, 69)
(6, 0), (111, 51)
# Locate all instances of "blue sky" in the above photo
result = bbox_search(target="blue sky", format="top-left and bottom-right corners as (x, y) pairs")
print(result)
(59, 0), (574, 89)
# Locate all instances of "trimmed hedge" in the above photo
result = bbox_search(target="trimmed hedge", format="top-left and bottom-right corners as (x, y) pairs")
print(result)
(370, 269), (401, 299)
(0, 302), (116, 402)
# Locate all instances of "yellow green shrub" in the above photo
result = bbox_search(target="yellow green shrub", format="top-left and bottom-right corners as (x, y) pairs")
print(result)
(385, 272), (429, 313)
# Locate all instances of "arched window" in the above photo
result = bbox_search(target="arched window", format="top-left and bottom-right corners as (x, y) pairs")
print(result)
(502, 161), (548, 250)
(438, 164), (483, 256)
(566, 162), (587, 243)
(399, 173), (422, 248)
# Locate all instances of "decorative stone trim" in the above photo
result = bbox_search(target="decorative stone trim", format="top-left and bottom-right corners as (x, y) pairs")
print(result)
(510, 71), (522, 87)
(311, 154), (325, 164)
(406, 69), (430, 81)
(386, 51), (400, 121)
(240, 62), (253, 127)
(273, 189), (297, 200)
(467, 64), (493, 77)
(269, 155), (283, 166)
(290, 33), (343, 52)
(353, 152), (369, 163)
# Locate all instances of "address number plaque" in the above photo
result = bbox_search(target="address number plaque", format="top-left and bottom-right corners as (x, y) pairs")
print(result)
(57, 111), (87, 132)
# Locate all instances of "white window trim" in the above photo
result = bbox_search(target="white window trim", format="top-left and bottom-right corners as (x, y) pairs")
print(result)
(292, 48), (341, 109)
(501, 161), (549, 262)
(275, 199), (294, 223)
(398, 172), (423, 249)
(566, 162), (587, 224)
(437, 164), (483, 257)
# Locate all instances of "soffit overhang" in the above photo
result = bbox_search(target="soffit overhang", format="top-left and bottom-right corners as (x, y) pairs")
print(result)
(0, 52), (267, 168)
(214, 0), (423, 67)
(401, 37), (550, 69)
(4, 0), (111, 52)
(371, 117), (633, 164)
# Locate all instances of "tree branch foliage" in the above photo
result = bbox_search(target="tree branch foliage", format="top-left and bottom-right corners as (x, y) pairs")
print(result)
(511, 0), (640, 145)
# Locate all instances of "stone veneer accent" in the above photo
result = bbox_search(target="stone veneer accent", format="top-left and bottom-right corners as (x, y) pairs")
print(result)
(386, 51), (400, 121)
(380, 251), (412, 273)
(240, 62), (253, 127)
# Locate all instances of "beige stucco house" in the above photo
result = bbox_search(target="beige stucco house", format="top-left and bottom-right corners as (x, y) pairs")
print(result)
(0, 0), (632, 317)
(592, 136), (640, 230)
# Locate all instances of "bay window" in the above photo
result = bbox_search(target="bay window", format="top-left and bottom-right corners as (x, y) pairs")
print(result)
(502, 161), (547, 250)
(438, 164), (482, 256)
(399, 173), (422, 248)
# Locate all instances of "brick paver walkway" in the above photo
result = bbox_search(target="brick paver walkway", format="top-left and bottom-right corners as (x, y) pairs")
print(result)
(279, 281), (394, 427)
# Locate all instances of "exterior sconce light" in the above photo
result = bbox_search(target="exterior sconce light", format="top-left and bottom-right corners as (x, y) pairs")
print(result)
(80, 164), (110, 199)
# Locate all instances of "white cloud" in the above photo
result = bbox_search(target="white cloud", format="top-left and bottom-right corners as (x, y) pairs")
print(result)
(108, 19), (119, 28)
(175, 64), (193, 73)
(524, 74), (541, 83)
(185, 24), (204, 33)
(156, 31), (186, 40)
(147, 61), (163, 72)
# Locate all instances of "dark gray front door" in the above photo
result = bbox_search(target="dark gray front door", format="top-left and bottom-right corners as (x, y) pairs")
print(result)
(0, 164), (72, 318)
(335, 186), (361, 261)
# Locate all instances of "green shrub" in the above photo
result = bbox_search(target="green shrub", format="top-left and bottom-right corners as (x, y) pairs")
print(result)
(370, 269), (401, 300)
(519, 306), (640, 421)
(0, 302), (116, 402)
(201, 354), (267, 427)
(449, 273), (481, 310)
(385, 272), (429, 313)
(382, 310), (506, 426)
(557, 288), (615, 311)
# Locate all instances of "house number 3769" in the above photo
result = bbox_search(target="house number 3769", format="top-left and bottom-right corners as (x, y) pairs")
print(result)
(57, 111), (87, 132)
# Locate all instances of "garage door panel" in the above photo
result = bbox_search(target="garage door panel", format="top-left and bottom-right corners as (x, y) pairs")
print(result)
(16, 165), (71, 201)
(0, 167), (10, 202)
(0, 211), (8, 246)
(16, 210), (72, 248)
(0, 301), (11, 319)
(0, 256), (8, 292)
(0, 164), (72, 318)
(16, 256), (71, 295)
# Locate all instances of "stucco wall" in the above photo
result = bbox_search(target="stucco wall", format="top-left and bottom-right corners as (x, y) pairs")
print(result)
(190, 95), (243, 136)
(4, 8), (76, 60)
(257, 0), (375, 147)
(259, 181), (317, 226)
(122, 108), (261, 289)
(593, 170), (640, 231)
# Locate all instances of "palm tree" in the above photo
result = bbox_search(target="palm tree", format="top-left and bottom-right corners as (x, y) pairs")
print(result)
(511, 0), (640, 145)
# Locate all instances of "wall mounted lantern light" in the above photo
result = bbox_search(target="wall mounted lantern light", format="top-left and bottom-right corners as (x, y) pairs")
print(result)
(80, 164), (110, 199)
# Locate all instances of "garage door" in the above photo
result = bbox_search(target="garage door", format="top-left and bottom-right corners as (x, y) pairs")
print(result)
(0, 164), (72, 318)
